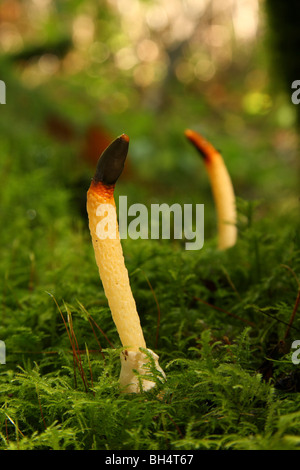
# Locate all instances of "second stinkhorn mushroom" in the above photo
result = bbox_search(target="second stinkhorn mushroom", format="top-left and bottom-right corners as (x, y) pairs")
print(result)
(86, 134), (165, 393)
(185, 129), (237, 250)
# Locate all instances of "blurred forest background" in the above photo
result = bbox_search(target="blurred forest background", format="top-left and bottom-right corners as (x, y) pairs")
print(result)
(0, 0), (298, 218)
(0, 0), (300, 451)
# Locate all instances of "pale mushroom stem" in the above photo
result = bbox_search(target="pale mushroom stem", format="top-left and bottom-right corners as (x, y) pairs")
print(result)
(86, 134), (165, 393)
(185, 129), (237, 250)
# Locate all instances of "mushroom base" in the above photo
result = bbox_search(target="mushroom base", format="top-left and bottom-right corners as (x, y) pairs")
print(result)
(119, 348), (166, 393)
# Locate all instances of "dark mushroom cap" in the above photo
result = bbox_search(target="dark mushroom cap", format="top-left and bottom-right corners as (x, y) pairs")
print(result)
(93, 134), (129, 185)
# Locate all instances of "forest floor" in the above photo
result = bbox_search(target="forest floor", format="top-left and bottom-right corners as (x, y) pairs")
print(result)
(0, 61), (299, 450)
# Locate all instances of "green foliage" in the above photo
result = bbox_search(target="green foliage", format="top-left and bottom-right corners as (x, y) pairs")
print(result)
(0, 138), (299, 449)
(0, 1), (299, 450)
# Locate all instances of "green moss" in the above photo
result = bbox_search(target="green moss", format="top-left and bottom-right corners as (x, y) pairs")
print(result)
(0, 43), (299, 451)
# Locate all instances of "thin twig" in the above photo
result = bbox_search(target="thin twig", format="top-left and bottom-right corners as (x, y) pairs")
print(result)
(36, 384), (47, 430)
(87, 316), (106, 361)
(67, 308), (89, 392)
(49, 293), (91, 391)
(281, 264), (300, 340)
(77, 301), (114, 350)
(166, 413), (184, 439)
(88, 314), (115, 349)
(250, 304), (300, 333)
(194, 296), (255, 327)
(284, 290), (300, 340)
(4, 413), (25, 438)
(85, 343), (94, 395)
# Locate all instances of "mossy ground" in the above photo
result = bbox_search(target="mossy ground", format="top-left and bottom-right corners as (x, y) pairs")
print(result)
(0, 59), (299, 451)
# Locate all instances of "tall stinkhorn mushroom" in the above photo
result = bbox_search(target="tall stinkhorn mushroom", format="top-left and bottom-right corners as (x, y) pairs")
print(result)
(185, 129), (237, 250)
(86, 134), (165, 393)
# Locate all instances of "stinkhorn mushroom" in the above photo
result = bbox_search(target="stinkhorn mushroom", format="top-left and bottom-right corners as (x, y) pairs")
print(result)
(86, 134), (165, 393)
(185, 129), (237, 250)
